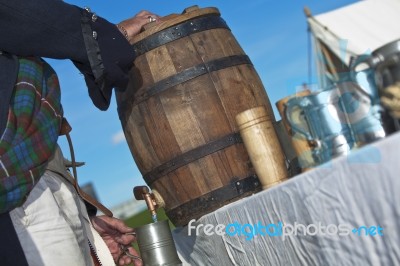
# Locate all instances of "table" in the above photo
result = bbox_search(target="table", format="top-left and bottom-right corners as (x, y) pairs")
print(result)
(172, 132), (400, 266)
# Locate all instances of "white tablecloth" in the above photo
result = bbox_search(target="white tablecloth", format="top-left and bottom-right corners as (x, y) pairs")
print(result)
(172, 132), (400, 266)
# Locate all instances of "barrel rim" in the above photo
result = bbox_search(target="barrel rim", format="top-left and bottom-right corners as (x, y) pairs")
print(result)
(131, 15), (229, 58)
(132, 7), (220, 44)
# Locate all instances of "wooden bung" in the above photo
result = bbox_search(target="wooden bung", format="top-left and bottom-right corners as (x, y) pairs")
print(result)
(236, 106), (288, 189)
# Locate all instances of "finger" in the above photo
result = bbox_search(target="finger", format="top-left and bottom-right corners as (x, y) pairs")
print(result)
(125, 256), (134, 265)
(112, 250), (121, 262)
(115, 251), (126, 266)
(119, 247), (141, 266)
(116, 234), (136, 245)
(135, 10), (152, 17)
(119, 253), (139, 266)
(108, 242), (120, 254)
(136, 12), (161, 21)
(119, 255), (133, 266)
(108, 244), (121, 261)
(147, 15), (160, 23)
(115, 245), (131, 264)
(126, 246), (140, 258)
(102, 216), (134, 234)
(134, 257), (143, 266)
(145, 14), (161, 19)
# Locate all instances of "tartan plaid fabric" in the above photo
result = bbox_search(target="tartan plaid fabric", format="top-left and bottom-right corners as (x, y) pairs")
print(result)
(0, 57), (63, 213)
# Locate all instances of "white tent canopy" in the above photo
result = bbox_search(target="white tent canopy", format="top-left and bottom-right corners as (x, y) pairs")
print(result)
(308, 0), (400, 66)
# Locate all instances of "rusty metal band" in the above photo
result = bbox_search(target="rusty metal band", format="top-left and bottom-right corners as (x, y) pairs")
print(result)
(166, 174), (261, 226)
(132, 15), (229, 57)
(133, 54), (252, 105)
(143, 132), (243, 185)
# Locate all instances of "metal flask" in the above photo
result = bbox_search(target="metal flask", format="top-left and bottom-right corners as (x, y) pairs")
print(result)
(136, 220), (182, 266)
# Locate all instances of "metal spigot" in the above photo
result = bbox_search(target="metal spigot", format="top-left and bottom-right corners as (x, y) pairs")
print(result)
(134, 186), (158, 222)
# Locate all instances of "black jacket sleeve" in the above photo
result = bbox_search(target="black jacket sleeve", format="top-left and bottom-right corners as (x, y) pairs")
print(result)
(0, 0), (135, 110)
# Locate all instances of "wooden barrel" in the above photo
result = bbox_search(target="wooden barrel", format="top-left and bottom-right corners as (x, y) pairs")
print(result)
(116, 6), (274, 226)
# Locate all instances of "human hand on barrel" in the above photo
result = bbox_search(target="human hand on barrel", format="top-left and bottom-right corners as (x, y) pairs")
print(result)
(90, 215), (142, 266)
(117, 10), (160, 43)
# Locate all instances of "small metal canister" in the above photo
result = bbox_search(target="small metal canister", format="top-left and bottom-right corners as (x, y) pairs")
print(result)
(136, 220), (182, 266)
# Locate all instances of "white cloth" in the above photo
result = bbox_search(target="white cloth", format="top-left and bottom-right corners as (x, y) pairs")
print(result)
(9, 147), (115, 266)
(173, 132), (400, 266)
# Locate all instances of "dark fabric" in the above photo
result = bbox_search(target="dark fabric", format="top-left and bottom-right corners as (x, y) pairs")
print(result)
(0, 54), (18, 139)
(0, 212), (29, 266)
(0, 0), (136, 134)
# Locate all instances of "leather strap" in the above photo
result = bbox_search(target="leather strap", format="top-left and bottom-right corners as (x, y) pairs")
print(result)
(60, 118), (113, 217)
(59, 117), (72, 136)
(72, 177), (113, 217)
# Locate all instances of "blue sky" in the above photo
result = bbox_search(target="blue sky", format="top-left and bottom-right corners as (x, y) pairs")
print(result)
(50, 0), (358, 208)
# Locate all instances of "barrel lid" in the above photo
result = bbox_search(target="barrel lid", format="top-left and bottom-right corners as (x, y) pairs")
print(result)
(131, 5), (220, 44)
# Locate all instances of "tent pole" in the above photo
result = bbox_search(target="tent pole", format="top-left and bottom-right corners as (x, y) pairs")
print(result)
(320, 43), (339, 81)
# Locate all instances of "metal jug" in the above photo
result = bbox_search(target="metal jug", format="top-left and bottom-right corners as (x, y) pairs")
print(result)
(351, 39), (400, 132)
(337, 80), (386, 145)
(285, 84), (356, 167)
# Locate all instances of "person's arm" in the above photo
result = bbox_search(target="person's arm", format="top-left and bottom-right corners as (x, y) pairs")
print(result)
(0, 0), (136, 110)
